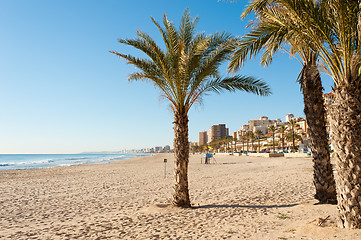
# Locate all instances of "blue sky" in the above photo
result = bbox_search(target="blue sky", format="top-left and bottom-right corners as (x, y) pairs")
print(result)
(0, 0), (333, 153)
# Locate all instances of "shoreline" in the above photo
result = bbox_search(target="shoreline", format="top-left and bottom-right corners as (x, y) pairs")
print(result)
(0, 153), (152, 172)
(1, 153), (360, 239)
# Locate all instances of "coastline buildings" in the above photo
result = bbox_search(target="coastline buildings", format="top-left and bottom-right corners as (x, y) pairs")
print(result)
(199, 131), (208, 146)
(196, 113), (312, 151)
(247, 116), (283, 134)
(210, 124), (229, 142)
(285, 113), (294, 122)
(198, 124), (229, 146)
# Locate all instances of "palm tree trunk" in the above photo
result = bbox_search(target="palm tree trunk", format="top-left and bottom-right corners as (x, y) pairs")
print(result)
(300, 56), (336, 204)
(272, 134), (275, 152)
(258, 138), (260, 152)
(330, 85), (361, 228)
(292, 130), (295, 153)
(172, 112), (191, 208)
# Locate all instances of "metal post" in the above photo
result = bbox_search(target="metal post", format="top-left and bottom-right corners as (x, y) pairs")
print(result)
(164, 159), (167, 178)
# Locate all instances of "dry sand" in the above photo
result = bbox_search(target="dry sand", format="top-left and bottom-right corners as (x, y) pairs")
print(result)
(1, 153), (361, 239)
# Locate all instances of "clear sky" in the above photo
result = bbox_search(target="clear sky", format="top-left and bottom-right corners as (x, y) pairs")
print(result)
(0, 0), (333, 153)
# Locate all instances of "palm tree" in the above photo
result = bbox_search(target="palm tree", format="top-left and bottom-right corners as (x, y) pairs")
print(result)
(286, 130), (302, 150)
(111, 10), (271, 208)
(245, 132), (250, 153)
(255, 129), (263, 152)
(249, 132), (255, 152)
(277, 125), (286, 152)
(304, 2), (361, 227)
(241, 135), (245, 152)
(229, 0), (336, 204)
(242, 0), (361, 227)
(287, 119), (298, 153)
(268, 126), (276, 153)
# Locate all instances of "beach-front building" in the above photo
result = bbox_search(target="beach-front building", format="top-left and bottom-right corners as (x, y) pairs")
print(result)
(248, 116), (283, 134)
(233, 131), (237, 139)
(198, 124), (229, 146)
(199, 131), (208, 146)
(285, 113), (294, 122)
(210, 124), (229, 141)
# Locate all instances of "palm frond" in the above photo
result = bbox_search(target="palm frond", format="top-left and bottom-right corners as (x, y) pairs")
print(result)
(112, 9), (270, 115)
(205, 75), (271, 96)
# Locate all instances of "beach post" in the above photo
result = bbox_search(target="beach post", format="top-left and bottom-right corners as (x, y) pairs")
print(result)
(164, 159), (167, 178)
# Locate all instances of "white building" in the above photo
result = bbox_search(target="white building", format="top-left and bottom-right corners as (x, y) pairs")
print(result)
(285, 113), (294, 122)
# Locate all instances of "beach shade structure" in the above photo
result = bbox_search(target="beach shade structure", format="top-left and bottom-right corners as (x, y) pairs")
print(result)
(111, 9), (271, 208)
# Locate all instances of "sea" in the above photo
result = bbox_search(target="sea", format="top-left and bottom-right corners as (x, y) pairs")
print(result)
(0, 153), (150, 171)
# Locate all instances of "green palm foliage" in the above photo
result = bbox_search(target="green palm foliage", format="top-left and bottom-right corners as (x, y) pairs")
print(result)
(244, 1), (361, 228)
(229, 0), (337, 204)
(111, 9), (271, 208)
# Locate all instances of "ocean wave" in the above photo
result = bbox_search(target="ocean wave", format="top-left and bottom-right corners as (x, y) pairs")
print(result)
(99, 155), (124, 162)
(66, 157), (86, 160)
(0, 159), (54, 167)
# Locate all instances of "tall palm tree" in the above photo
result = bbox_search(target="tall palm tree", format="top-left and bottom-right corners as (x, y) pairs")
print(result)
(241, 135), (245, 152)
(233, 137), (238, 152)
(245, 132), (250, 153)
(255, 129), (263, 152)
(229, 0), (336, 204)
(287, 119), (297, 153)
(250, 132), (255, 152)
(111, 10), (271, 208)
(240, 0), (361, 227)
(297, 1), (361, 226)
(268, 126), (276, 153)
(277, 125), (286, 152)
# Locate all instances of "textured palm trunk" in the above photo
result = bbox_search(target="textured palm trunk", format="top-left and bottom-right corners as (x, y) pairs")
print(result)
(172, 112), (191, 208)
(272, 134), (275, 152)
(330, 84), (361, 228)
(300, 57), (337, 204)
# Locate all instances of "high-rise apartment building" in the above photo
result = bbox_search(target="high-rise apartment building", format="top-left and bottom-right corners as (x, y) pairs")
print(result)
(199, 131), (208, 146)
(210, 124), (229, 141)
(199, 124), (229, 145)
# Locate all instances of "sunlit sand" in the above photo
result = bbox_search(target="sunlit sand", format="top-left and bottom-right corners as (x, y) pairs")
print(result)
(1, 154), (360, 239)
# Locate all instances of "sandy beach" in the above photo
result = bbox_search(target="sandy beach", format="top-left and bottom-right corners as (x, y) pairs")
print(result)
(1, 154), (361, 239)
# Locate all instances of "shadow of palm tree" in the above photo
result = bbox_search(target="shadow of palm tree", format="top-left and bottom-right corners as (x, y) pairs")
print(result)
(194, 203), (299, 209)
